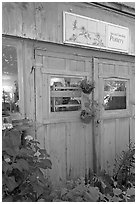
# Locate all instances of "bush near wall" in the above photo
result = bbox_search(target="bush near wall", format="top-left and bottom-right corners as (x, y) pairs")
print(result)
(2, 120), (52, 202)
(2, 120), (135, 202)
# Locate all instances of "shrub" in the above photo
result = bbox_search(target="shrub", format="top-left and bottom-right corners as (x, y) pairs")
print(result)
(113, 142), (135, 189)
(88, 170), (135, 202)
(49, 143), (135, 202)
(48, 174), (135, 202)
(2, 122), (52, 202)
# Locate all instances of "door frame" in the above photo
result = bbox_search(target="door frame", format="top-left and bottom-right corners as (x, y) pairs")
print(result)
(93, 57), (134, 174)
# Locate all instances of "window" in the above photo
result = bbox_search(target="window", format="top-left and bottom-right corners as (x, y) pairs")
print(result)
(2, 44), (19, 116)
(2, 38), (24, 121)
(104, 79), (127, 110)
(50, 76), (82, 112)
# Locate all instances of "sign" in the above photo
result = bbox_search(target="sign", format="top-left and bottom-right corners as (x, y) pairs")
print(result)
(107, 25), (129, 51)
(63, 12), (129, 53)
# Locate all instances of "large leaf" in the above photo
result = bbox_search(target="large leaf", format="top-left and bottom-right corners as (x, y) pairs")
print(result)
(29, 173), (37, 183)
(61, 188), (68, 197)
(12, 159), (29, 172)
(3, 147), (19, 157)
(2, 161), (12, 173)
(2, 137), (12, 150)
(39, 149), (50, 158)
(16, 159), (29, 171)
(3, 130), (20, 157)
(37, 159), (52, 169)
(32, 181), (44, 197)
(19, 183), (33, 196)
(9, 130), (21, 146)
(3, 174), (7, 185)
(87, 187), (100, 201)
(65, 185), (85, 201)
(29, 168), (47, 188)
(3, 129), (21, 148)
(35, 168), (45, 181)
(113, 188), (122, 196)
(4, 176), (18, 192)
(18, 148), (34, 157)
(111, 195), (122, 202)
(127, 187), (135, 196)
(12, 162), (23, 172)
(2, 195), (13, 202)
(84, 191), (99, 202)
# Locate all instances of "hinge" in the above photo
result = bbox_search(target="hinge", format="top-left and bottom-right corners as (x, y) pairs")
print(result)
(33, 49), (36, 59)
(30, 66), (35, 74)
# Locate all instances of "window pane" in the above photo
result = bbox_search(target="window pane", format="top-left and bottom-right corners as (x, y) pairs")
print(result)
(104, 80), (126, 110)
(2, 45), (19, 116)
(50, 77), (82, 112)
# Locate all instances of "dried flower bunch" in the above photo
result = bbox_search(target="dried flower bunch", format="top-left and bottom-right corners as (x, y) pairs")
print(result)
(80, 109), (94, 123)
(80, 78), (95, 94)
(80, 100), (100, 124)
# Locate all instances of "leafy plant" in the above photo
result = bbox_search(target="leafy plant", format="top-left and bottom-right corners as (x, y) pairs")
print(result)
(113, 142), (135, 189)
(79, 77), (95, 94)
(2, 123), (52, 202)
(47, 174), (135, 202)
(53, 144), (135, 202)
(80, 99), (100, 124)
(87, 169), (135, 202)
(51, 177), (101, 202)
(80, 109), (93, 123)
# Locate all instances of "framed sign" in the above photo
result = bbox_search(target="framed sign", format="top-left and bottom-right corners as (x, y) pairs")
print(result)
(63, 12), (129, 53)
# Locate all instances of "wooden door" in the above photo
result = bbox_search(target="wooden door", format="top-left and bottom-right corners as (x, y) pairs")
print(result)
(94, 58), (135, 175)
(34, 48), (94, 185)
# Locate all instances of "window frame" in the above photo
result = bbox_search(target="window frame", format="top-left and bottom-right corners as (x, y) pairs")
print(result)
(49, 74), (83, 112)
(101, 77), (130, 118)
(42, 73), (90, 123)
(2, 37), (25, 119)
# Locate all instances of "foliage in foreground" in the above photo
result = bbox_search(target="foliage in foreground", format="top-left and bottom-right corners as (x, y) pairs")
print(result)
(113, 142), (135, 189)
(48, 174), (135, 202)
(46, 143), (135, 202)
(2, 121), (135, 202)
(2, 126), (52, 202)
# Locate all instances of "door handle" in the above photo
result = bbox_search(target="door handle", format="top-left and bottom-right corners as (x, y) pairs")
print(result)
(96, 119), (101, 124)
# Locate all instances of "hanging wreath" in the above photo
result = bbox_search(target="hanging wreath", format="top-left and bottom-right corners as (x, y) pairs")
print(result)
(80, 100), (100, 124)
(79, 78), (95, 94)
(80, 109), (94, 124)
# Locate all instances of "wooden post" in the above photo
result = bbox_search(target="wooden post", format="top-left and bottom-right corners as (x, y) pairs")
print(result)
(92, 57), (97, 173)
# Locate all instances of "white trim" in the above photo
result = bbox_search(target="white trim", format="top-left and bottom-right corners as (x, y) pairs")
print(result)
(102, 78), (130, 116)
(49, 74), (83, 115)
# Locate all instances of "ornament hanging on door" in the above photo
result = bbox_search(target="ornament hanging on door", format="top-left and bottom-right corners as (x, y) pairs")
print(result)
(79, 77), (95, 94)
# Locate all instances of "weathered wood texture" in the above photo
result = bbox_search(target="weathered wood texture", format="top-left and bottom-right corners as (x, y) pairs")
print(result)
(101, 118), (130, 175)
(2, 2), (135, 55)
(94, 58), (135, 175)
(34, 49), (93, 185)
(3, 34), (134, 184)
(42, 122), (93, 185)
(24, 42), (134, 183)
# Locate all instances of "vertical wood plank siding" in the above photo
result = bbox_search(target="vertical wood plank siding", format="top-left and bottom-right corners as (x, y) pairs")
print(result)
(101, 119), (115, 175)
(38, 122), (93, 185)
(33, 49), (93, 185)
(101, 118), (130, 175)
(2, 2), (135, 185)
(95, 58), (135, 175)
(2, 2), (135, 55)
(24, 41), (35, 120)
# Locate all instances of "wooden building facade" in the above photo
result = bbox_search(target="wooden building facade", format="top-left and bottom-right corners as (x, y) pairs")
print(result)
(2, 2), (135, 185)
